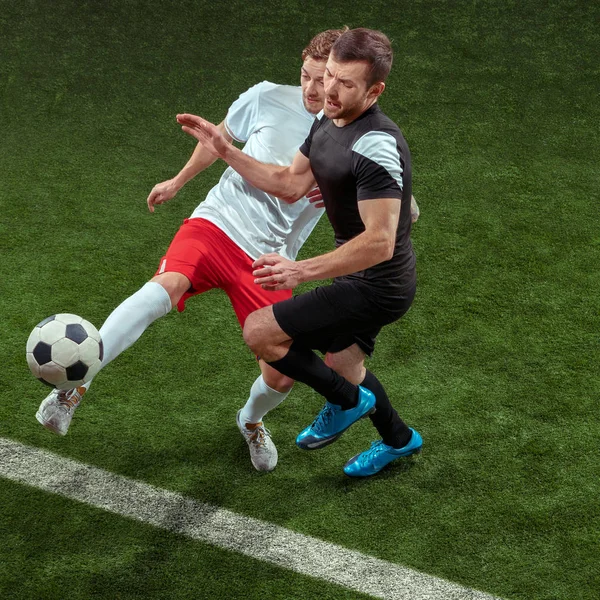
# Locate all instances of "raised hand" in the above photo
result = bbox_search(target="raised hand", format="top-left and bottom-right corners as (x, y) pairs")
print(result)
(176, 114), (230, 159)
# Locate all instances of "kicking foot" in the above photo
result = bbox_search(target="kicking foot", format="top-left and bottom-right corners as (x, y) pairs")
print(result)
(36, 387), (86, 436)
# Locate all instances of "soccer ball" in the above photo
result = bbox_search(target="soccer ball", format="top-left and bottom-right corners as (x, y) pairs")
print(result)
(26, 314), (104, 389)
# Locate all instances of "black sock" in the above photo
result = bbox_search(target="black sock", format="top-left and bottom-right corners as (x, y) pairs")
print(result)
(268, 343), (359, 409)
(361, 370), (412, 448)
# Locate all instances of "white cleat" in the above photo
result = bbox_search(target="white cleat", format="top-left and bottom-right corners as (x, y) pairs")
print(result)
(236, 409), (278, 472)
(36, 387), (86, 436)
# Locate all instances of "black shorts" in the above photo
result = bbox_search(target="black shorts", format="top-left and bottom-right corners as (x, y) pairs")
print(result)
(272, 278), (416, 356)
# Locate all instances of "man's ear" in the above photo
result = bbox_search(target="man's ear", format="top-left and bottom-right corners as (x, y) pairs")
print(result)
(368, 81), (386, 100)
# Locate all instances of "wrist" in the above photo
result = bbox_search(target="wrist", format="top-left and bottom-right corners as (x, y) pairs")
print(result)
(170, 171), (187, 192)
(296, 260), (312, 284)
(171, 174), (188, 191)
(221, 142), (237, 164)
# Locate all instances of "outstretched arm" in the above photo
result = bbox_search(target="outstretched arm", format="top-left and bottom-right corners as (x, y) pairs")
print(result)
(177, 113), (316, 203)
(253, 197), (401, 290)
(147, 121), (232, 212)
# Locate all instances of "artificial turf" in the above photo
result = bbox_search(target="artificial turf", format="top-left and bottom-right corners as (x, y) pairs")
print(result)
(1, 1), (598, 598)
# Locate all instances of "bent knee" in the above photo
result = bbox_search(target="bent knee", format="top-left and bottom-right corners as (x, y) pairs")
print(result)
(243, 312), (264, 353)
(151, 272), (190, 307)
(263, 370), (294, 393)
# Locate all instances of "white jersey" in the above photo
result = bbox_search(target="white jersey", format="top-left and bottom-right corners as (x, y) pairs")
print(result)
(191, 81), (323, 261)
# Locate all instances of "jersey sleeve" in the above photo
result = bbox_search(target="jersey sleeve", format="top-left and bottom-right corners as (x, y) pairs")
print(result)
(351, 131), (404, 200)
(224, 81), (268, 143)
(299, 111), (323, 157)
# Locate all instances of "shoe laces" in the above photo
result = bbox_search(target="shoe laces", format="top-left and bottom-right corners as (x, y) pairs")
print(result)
(56, 388), (83, 410)
(311, 404), (334, 432)
(361, 440), (386, 463)
(248, 424), (271, 448)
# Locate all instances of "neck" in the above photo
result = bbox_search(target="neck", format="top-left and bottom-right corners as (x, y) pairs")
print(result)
(332, 97), (378, 127)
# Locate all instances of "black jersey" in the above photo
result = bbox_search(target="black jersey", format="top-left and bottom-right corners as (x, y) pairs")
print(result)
(300, 103), (416, 296)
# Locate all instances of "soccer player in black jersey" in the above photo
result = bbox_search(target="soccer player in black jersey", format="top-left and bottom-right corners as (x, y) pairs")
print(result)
(177, 28), (422, 477)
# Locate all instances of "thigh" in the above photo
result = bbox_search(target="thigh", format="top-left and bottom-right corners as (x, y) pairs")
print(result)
(224, 262), (292, 328)
(272, 281), (383, 355)
(156, 219), (223, 297)
(165, 219), (293, 327)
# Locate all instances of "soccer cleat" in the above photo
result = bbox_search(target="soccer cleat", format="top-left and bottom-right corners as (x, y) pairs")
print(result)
(343, 428), (423, 477)
(236, 409), (278, 472)
(296, 386), (376, 450)
(35, 387), (86, 436)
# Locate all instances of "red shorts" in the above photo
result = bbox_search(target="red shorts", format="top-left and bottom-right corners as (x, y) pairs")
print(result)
(155, 218), (292, 326)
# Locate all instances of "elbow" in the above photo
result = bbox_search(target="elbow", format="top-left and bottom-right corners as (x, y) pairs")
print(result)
(278, 191), (301, 204)
(377, 237), (396, 262)
(272, 169), (304, 204)
(278, 188), (305, 204)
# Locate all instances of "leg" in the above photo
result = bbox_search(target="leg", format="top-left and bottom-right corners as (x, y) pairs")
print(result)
(92, 275), (177, 373)
(324, 344), (367, 385)
(36, 277), (173, 435)
(260, 360), (295, 394)
(243, 305), (293, 362)
(236, 361), (294, 473)
(36, 218), (225, 436)
(325, 345), (412, 449)
(323, 343), (422, 477)
(244, 305), (360, 409)
(98, 218), (235, 375)
(151, 271), (191, 309)
(243, 288), (379, 450)
(239, 360), (293, 425)
(220, 250), (297, 472)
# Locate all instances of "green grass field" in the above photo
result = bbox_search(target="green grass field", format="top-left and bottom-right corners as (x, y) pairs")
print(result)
(1, 0), (599, 598)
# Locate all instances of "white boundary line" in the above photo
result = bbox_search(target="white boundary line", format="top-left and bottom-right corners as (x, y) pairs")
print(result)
(0, 437), (502, 600)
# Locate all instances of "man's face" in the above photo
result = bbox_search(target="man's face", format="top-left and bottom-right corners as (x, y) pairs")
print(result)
(301, 57), (327, 114)
(323, 56), (377, 122)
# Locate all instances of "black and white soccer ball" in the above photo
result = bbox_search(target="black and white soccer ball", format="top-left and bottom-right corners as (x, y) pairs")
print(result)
(26, 314), (103, 389)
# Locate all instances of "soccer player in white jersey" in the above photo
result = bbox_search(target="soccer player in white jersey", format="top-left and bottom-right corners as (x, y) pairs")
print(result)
(35, 29), (347, 471)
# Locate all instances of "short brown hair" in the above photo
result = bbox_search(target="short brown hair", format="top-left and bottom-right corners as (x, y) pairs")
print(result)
(331, 28), (393, 87)
(302, 26), (349, 62)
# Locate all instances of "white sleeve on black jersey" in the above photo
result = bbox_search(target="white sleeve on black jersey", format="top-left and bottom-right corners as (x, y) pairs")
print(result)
(352, 131), (404, 200)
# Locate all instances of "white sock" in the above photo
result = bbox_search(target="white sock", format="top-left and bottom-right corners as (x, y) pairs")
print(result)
(239, 375), (291, 424)
(83, 282), (172, 390)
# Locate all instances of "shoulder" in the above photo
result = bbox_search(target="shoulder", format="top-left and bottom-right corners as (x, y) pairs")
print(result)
(350, 111), (406, 186)
(229, 81), (300, 118)
(308, 110), (328, 134)
(352, 130), (400, 160)
(357, 106), (402, 141)
(232, 80), (284, 105)
(352, 108), (407, 159)
(255, 81), (301, 103)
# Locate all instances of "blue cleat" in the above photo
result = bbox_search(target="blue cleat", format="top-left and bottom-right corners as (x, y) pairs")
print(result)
(343, 428), (423, 477)
(296, 386), (376, 450)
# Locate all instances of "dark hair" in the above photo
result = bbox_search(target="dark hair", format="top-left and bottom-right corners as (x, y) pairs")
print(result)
(302, 26), (349, 62)
(331, 28), (393, 87)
